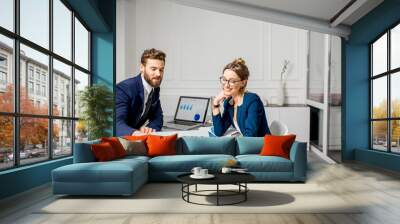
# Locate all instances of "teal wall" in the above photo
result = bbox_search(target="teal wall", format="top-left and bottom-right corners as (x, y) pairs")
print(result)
(344, 0), (400, 171)
(92, 33), (114, 87)
(0, 0), (116, 200)
(0, 158), (72, 199)
(91, 0), (116, 136)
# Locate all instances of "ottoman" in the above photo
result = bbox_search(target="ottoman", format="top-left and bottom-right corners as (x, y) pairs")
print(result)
(52, 157), (148, 196)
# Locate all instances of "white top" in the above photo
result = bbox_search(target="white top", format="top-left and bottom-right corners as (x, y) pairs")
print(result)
(233, 117), (241, 134)
(231, 94), (244, 135)
(233, 107), (242, 134)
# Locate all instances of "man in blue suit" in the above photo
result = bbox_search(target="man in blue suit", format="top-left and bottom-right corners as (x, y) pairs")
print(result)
(116, 48), (165, 136)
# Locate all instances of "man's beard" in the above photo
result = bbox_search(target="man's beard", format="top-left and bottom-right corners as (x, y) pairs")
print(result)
(143, 72), (162, 88)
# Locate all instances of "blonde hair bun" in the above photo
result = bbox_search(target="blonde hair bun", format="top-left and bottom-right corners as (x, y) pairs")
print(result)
(233, 58), (246, 65)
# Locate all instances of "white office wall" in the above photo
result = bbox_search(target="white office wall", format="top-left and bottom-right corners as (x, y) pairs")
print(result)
(116, 0), (136, 82)
(117, 0), (308, 116)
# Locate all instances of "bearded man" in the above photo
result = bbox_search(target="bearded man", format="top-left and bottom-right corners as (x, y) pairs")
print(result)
(116, 48), (166, 136)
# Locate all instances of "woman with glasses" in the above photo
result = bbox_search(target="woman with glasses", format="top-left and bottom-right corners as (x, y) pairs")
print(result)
(212, 58), (271, 137)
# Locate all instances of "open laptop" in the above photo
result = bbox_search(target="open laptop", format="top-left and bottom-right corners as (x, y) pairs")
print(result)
(163, 96), (210, 130)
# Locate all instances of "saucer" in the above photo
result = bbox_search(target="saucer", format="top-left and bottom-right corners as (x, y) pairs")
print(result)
(232, 170), (249, 174)
(190, 174), (215, 179)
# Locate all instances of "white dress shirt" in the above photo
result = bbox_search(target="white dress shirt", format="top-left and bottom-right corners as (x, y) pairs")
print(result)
(140, 74), (154, 118)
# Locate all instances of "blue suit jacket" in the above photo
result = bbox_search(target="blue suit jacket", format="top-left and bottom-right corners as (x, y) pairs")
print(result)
(212, 92), (270, 137)
(116, 74), (163, 136)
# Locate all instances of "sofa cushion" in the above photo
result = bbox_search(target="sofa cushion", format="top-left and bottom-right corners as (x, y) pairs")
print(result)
(91, 142), (118, 161)
(236, 137), (263, 155)
(74, 140), (100, 163)
(118, 138), (147, 156)
(123, 135), (148, 141)
(115, 155), (150, 163)
(101, 137), (127, 158)
(52, 158), (147, 183)
(148, 154), (235, 172)
(260, 134), (296, 159)
(236, 155), (293, 172)
(147, 134), (178, 157)
(177, 136), (236, 155)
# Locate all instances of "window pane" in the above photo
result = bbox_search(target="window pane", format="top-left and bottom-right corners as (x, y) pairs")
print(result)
(53, 59), (72, 117)
(372, 77), (387, 119)
(0, 34), (14, 112)
(53, 0), (72, 60)
(0, 0), (13, 31)
(372, 121), (388, 151)
(391, 120), (400, 153)
(75, 120), (88, 143)
(392, 24), (400, 70)
(20, 117), (49, 165)
(307, 31), (325, 103)
(329, 35), (341, 106)
(372, 33), (387, 76)
(74, 18), (89, 70)
(0, 116), (13, 170)
(53, 119), (72, 158)
(20, 0), (49, 49)
(391, 72), (400, 118)
(74, 69), (89, 118)
(20, 45), (49, 115)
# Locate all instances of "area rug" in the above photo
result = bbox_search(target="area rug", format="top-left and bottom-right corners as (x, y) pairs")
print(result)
(37, 183), (361, 214)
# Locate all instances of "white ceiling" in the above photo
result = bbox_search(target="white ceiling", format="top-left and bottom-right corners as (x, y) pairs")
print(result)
(225, 0), (352, 23)
(224, 0), (383, 26)
(171, 0), (384, 37)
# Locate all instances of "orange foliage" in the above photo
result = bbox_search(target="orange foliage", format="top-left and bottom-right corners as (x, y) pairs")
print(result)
(373, 99), (400, 141)
(0, 84), (60, 149)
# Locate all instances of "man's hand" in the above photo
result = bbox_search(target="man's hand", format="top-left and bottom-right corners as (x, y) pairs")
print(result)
(140, 127), (155, 134)
(132, 127), (155, 135)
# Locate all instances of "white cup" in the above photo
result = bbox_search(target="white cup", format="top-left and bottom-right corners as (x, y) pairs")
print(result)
(221, 167), (232, 174)
(200, 169), (208, 176)
(191, 167), (202, 176)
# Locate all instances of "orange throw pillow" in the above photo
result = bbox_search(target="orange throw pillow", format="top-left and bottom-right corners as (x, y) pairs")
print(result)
(91, 142), (117, 161)
(259, 134), (296, 159)
(146, 134), (178, 157)
(101, 137), (127, 158)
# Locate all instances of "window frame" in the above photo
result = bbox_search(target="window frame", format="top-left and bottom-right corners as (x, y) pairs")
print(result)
(0, 0), (92, 171)
(370, 21), (400, 154)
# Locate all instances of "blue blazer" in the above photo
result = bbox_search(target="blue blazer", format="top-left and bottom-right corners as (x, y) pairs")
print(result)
(212, 92), (270, 137)
(116, 74), (163, 136)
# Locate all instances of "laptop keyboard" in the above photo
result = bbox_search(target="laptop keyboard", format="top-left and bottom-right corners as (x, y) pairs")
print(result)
(169, 120), (199, 126)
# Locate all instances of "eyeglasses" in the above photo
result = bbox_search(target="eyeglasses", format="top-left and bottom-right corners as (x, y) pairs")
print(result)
(219, 76), (242, 86)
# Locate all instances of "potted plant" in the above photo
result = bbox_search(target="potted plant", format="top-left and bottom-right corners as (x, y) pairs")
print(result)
(79, 84), (114, 140)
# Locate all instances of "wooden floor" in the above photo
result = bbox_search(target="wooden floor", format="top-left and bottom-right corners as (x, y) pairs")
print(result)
(1, 151), (400, 224)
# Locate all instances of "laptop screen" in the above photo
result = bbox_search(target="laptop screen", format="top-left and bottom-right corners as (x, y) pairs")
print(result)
(174, 96), (210, 123)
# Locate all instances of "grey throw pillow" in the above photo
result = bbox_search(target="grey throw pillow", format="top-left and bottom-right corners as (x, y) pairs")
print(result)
(118, 137), (147, 156)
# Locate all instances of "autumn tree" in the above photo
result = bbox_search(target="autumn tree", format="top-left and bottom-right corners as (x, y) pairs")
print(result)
(372, 99), (400, 143)
(392, 99), (400, 143)
(0, 85), (14, 149)
(0, 84), (60, 152)
(372, 100), (387, 140)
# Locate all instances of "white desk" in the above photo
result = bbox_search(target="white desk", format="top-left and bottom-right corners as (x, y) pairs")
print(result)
(159, 106), (311, 142)
(157, 127), (210, 137)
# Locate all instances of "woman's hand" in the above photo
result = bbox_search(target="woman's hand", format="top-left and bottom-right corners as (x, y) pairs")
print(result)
(212, 91), (226, 116)
(213, 90), (226, 106)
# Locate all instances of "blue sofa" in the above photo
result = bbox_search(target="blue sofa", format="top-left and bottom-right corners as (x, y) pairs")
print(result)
(52, 136), (307, 196)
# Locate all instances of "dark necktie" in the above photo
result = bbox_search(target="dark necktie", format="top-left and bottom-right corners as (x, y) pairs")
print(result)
(137, 89), (154, 128)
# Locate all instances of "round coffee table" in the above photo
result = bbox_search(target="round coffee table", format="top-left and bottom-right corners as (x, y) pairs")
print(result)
(177, 173), (255, 206)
